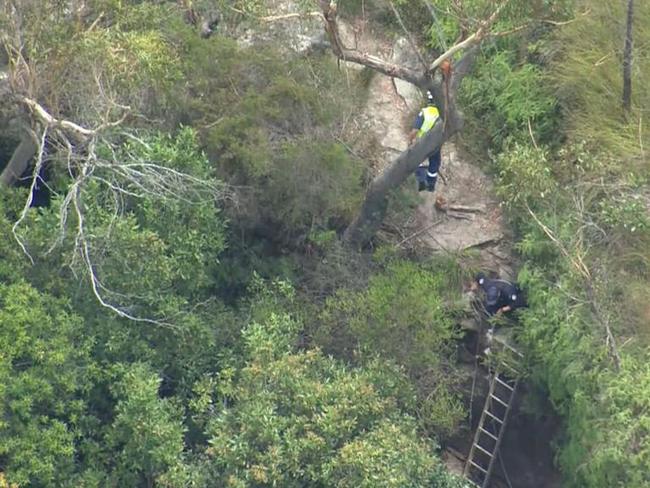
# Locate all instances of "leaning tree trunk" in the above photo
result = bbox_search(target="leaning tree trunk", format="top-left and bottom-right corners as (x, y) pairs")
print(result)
(343, 120), (451, 246)
(622, 0), (634, 115)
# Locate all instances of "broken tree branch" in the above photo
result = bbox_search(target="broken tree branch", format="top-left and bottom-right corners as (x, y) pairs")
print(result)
(429, 0), (511, 72)
(525, 202), (620, 369)
(21, 96), (95, 139)
(11, 126), (47, 264)
(396, 218), (443, 247)
(319, 0), (426, 87)
(446, 204), (485, 213)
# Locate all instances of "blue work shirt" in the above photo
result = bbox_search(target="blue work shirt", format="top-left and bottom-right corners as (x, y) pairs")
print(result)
(480, 279), (524, 315)
(413, 112), (425, 130)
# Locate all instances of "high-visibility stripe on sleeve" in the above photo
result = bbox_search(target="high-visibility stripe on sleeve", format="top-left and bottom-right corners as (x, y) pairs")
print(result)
(427, 171), (437, 178)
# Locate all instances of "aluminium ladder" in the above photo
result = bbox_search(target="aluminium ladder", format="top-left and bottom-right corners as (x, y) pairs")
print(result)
(463, 339), (523, 488)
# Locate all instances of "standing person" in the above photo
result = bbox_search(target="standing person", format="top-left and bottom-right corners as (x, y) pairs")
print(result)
(408, 90), (442, 192)
(471, 272), (526, 317)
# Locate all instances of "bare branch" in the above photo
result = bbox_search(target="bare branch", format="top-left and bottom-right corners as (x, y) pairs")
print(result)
(422, 0), (449, 52)
(526, 202), (620, 369)
(260, 12), (321, 22)
(540, 9), (591, 26)
(7, 100), (223, 326)
(71, 160), (176, 328)
(11, 126), (47, 264)
(21, 97), (95, 139)
(429, 0), (511, 72)
(319, 0), (426, 87)
(20, 96), (129, 140)
(395, 218), (443, 247)
(525, 203), (590, 279)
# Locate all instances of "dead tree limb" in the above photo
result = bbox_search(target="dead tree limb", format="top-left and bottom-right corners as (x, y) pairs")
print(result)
(7, 97), (221, 326)
(395, 218), (443, 247)
(319, 0), (426, 87)
(429, 0), (511, 72)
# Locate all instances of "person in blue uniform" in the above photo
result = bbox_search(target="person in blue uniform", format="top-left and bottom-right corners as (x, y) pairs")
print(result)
(408, 90), (442, 192)
(472, 272), (526, 316)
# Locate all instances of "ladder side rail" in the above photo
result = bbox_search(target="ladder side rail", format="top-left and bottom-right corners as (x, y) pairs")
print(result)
(481, 375), (519, 488)
(463, 374), (498, 479)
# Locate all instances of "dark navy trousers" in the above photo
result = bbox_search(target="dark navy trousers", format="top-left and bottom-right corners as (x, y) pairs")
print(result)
(415, 149), (441, 191)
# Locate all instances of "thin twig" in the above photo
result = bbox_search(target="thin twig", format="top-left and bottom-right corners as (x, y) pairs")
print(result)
(528, 118), (539, 150)
(540, 9), (591, 26)
(12, 126), (47, 264)
(388, 0), (428, 71)
(422, 0), (448, 52)
(396, 218), (443, 247)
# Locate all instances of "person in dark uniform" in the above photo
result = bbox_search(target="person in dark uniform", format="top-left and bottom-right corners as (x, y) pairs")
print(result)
(408, 90), (442, 193)
(471, 272), (526, 316)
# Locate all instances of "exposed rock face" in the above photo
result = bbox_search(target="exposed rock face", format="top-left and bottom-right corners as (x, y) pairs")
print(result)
(390, 37), (422, 112)
(235, 1), (324, 54)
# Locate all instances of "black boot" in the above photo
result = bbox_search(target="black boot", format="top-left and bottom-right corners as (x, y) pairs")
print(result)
(426, 177), (436, 192)
(418, 181), (426, 192)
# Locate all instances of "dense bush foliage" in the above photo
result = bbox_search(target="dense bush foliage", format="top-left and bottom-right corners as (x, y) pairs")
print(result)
(459, 1), (650, 486)
(0, 1), (472, 486)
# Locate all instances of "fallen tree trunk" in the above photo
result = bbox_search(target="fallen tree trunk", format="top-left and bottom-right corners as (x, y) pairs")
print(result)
(343, 120), (452, 246)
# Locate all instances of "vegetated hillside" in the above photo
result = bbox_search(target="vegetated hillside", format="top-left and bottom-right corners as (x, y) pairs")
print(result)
(459, 1), (650, 486)
(0, 0), (648, 487)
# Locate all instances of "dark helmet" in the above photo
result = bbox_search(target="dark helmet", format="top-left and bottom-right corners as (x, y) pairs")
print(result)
(475, 272), (486, 285)
(426, 90), (435, 104)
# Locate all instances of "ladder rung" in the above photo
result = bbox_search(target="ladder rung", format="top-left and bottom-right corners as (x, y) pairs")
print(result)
(484, 410), (503, 423)
(474, 443), (493, 457)
(503, 343), (524, 357)
(490, 394), (509, 407)
(469, 461), (488, 474)
(479, 427), (498, 440)
(495, 376), (514, 390)
(501, 361), (520, 375)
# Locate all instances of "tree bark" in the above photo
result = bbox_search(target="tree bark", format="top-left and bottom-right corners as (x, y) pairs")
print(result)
(319, 0), (427, 87)
(622, 0), (633, 115)
(0, 133), (37, 186)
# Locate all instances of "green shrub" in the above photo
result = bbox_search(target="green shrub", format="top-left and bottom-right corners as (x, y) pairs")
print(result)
(460, 49), (558, 154)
